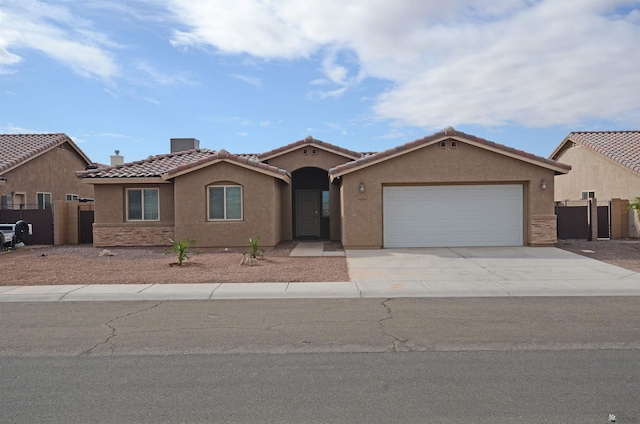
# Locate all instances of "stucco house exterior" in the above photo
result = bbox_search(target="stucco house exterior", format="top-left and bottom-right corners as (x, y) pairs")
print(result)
(78, 127), (570, 248)
(1, 133), (94, 210)
(550, 131), (640, 237)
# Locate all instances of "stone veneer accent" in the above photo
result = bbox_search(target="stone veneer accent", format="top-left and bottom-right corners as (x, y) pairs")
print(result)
(530, 215), (557, 246)
(93, 226), (175, 247)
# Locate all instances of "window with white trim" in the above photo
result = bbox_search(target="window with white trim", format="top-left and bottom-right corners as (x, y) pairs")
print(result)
(581, 190), (596, 200)
(208, 185), (242, 220)
(127, 188), (159, 221)
(66, 194), (79, 201)
(37, 192), (52, 209)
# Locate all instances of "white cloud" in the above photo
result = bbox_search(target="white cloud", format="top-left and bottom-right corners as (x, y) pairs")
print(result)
(0, 0), (120, 80)
(166, 0), (640, 128)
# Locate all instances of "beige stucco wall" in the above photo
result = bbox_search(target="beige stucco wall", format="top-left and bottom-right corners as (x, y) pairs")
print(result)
(553, 144), (640, 201)
(553, 144), (640, 237)
(173, 161), (284, 248)
(265, 145), (354, 241)
(338, 141), (557, 248)
(0, 142), (94, 208)
(91, 182), (175, 246)
(264, 145), (356, 172)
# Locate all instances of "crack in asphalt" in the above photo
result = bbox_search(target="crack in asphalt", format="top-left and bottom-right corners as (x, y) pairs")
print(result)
(379, 299), (412, 352)
(79, 301), (165, 356)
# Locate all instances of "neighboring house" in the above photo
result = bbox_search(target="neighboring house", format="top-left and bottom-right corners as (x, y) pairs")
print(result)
(78, 127), (570, 249)
(550, 130), (640, 237)
(0, 133), (94, 209)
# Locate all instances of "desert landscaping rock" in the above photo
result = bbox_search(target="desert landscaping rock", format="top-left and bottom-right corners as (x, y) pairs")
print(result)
(1, 243), (350, 285)
(2, 239), (638, 286)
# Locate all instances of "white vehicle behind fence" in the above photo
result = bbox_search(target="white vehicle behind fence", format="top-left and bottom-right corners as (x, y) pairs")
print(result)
(0, 220), (32, 248)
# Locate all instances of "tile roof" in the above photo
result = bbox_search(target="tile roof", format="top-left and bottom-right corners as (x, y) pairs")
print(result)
(78, 148), (291, 181)
(0, 133), (92, 173)
(78, 149), (218, 178)
(163, 149), (291, 181)
(258, 135), (364, 160)
(329, 127), (571, 177)
(558, 131), (640, 175)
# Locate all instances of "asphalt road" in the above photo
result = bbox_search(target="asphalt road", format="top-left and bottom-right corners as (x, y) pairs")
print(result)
(1, 297), (639, 423)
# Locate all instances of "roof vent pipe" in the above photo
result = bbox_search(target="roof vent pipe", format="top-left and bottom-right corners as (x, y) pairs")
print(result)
(110, 150), (124, 166)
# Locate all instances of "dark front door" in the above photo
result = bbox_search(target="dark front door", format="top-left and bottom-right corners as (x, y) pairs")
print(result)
(295, 190), (320, 237)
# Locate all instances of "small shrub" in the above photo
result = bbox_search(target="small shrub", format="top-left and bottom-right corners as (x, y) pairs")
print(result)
(241, 235), (264, 265)
(247, 235), (264, 259)
(167, 237), (196, 266)
(626, 197), (640, 219)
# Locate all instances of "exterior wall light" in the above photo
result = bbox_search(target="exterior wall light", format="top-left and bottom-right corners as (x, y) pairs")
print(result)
(541, 180), (547, 190)
(359, 182), (366, 193)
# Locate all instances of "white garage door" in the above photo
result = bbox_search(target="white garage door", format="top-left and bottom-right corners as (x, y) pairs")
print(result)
(383, 185), (523, 248)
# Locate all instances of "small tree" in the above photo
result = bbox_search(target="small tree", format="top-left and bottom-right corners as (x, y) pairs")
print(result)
(247, 235), (264, 259)
(626, 197), (640, 219)
(241, 235), (264, 265)
(167, 237), (196, 266)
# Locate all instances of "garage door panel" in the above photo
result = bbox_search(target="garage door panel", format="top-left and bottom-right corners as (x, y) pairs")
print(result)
(383, 185), (523, 248)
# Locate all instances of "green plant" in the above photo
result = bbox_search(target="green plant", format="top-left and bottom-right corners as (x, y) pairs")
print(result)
(247, 235), (264, 259)
(626, 197), (640, 219)
(167, 237), (196, 266)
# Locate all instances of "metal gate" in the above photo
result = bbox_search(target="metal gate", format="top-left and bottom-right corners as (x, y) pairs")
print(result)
(0, 208), (54, 245)
(556, 203), (589, 240)
(597, 204), (610, 239)
(78, 209), (94, 244)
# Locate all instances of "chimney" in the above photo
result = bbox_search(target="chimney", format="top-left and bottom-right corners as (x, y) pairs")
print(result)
(171, 138), (200, 153)
(110, 150), (124, 166)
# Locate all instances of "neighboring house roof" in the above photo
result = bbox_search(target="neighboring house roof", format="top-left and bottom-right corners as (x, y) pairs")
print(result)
(329, 126), (571, 179)
(549, 131), (640, 175)
(0, 133), (93, 175)
(258, 135), (364, 161)
(78, 148), (291, 183)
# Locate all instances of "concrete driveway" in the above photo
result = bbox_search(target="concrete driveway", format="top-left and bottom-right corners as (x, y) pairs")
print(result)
(346, 247), (640, 297)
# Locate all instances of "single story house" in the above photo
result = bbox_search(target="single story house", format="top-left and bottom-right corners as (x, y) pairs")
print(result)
(1, 133), (94, 209)
(0, 133), (96, 245)
(550, 130), (640, 237)
(78, 127), (570, 248)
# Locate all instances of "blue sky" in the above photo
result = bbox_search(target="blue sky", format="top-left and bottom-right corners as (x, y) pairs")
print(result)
(1, 0), (639, 164)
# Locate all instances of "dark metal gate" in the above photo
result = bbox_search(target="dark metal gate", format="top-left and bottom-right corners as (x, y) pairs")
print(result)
(556, 203), (589, 240)
(0, 209), (54, 245)
(597, 204), (610, 239)
(78, 209), (94, 244)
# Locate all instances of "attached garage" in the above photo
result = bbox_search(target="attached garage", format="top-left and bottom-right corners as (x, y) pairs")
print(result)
(329, 126), (571, 249)
(383, 185), (523, 248)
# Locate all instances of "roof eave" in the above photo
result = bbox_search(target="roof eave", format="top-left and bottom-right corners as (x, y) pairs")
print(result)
(258, 141), (361, 162)
(81, 177), (169, 184)
(330, 134), (570, 180)
(162, 158), (291, 184)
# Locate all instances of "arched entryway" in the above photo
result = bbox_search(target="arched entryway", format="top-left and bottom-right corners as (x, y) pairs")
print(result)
(292, 167), (330, 239)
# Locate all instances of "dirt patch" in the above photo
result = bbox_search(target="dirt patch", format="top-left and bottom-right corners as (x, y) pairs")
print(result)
(1, 242), (350, 286)
(557, 239), (640, 272)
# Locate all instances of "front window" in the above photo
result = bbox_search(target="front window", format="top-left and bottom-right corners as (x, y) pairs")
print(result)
(581, 190), (596, 200)
(127, 188), (159, 221)
(66, 194), (79, 201)
(37, 192), (52, 209)
(208, 185), (242, 220)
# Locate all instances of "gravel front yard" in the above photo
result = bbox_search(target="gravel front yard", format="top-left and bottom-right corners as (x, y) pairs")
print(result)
(556, 239), (640, 272)
(2, 239), (639, 286)
(1, 242), (350, 286)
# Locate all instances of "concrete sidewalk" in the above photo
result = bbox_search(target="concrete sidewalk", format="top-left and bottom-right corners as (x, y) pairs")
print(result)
(1, 247), (639, 302)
